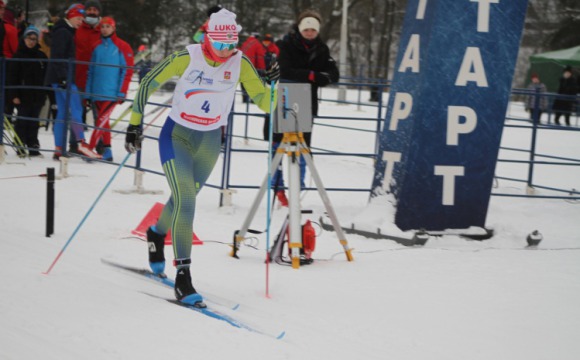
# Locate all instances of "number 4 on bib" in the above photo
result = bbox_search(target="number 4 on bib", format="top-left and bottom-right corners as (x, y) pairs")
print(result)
(201, 101), (211, 113)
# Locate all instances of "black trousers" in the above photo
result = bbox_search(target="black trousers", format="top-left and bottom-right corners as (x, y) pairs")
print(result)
(15, 104), (42, 154)
(554, 111), (571, 126)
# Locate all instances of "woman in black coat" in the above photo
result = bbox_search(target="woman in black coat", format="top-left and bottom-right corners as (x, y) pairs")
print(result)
(552, 66), (578, 126)
(8, 26), (47, 156)
(265, 10), (339, 205)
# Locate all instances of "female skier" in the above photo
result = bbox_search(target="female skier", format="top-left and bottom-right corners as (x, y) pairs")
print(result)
(125, 9), (279, 306)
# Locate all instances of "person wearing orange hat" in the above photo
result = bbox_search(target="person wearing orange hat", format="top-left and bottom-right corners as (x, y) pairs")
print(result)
(0, 0), (18, 58)
(525, 73), (548, 124)
(85, 16), (134, 161)
(44, 3), (101, 160)
(124, 8), (279, 307)
(239, 33), (280, 103)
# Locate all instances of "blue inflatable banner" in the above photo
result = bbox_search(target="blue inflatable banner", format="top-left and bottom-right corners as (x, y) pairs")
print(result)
(372, 0), (528, 231)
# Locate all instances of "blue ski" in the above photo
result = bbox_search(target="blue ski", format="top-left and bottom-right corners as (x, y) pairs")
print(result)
(101, 258), (285, 339)
(148, 294), (285, 340)
(101, 258), (239, 310)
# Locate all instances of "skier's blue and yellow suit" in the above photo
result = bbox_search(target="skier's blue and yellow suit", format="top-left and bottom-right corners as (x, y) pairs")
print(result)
(129, 45), (275, 265)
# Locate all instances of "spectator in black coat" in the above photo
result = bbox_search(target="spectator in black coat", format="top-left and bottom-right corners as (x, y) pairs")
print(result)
(265, 9), (339, 205)
(553, 66), (578, 126)
(8, 25), (47, 156)
(44, 3), (100, 160)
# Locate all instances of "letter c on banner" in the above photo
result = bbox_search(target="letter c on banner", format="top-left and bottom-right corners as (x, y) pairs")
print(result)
(447, 106), (477, 146)
(389, 92), (413, 131)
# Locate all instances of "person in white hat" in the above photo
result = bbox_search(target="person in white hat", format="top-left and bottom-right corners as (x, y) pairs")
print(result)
(266, 9), (339, 206)
(124, 8), (280, 307)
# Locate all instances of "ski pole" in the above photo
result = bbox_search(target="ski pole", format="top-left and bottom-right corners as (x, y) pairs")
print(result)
(265, 80), (276, 298)
(42, 152), (132, 275)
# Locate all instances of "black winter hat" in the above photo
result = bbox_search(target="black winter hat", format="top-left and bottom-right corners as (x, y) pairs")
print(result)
(207, 4), (223, 18)
(84, 0), (102, 13)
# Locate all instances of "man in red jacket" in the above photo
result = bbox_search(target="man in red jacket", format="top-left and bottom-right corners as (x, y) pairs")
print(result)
(74, 0), (102, 93)
(0, 0), (18, 58)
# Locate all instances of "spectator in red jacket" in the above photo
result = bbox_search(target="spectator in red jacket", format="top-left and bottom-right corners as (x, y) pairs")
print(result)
(239, 33), (279, 102)
(0, 0), (18, 58)
(74, 0), (102, 92)
(240, 33), (265, 71)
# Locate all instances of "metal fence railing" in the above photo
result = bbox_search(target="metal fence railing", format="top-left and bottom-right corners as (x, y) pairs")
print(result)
(2, 57), (579, 203)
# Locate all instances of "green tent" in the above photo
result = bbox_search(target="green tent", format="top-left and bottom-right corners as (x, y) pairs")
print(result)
(528, 45), (580, 92)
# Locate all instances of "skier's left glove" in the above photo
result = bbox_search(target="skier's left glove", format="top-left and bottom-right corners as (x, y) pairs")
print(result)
(125, 124), (143, 153)
(264, 60), (280, 84)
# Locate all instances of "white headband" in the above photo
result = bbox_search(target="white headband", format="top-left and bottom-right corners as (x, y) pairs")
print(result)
(298, 17), (320, 33)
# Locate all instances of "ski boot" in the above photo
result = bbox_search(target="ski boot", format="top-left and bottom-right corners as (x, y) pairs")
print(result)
(102, 146), (113, 162)
(53, 146), (63, 161)
(174, 264), (205, 308)
(146, 227), (165, 275)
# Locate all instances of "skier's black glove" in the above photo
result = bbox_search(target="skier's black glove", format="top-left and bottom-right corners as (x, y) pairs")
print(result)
(264, 60), (280, 84)
(125, 124), (143, 153)
(314, 72), (332, 86)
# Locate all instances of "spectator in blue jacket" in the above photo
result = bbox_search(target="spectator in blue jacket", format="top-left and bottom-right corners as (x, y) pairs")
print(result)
(86, 16), (134, 161)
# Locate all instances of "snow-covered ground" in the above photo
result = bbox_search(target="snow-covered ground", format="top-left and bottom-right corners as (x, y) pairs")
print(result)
(1, 86), (579, 360)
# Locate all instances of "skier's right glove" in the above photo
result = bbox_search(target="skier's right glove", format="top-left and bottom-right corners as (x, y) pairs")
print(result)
(264, 60), (280, 84)
(313, 72), (332, 86)
(125, 124), (143, 153)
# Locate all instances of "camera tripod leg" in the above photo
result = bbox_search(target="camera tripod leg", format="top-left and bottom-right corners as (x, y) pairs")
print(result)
(231, 150), (285, 258)
(287, 144), (303, 268)
(301, 146), (354, 262)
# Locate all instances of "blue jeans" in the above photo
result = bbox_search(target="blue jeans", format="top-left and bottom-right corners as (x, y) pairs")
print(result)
(52, 84), (85, 149)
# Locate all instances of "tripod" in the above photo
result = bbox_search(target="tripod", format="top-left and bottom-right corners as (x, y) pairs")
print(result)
(231, 131), (354, 268)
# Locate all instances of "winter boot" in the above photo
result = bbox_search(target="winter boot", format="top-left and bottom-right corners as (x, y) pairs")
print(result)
(276, 190), (289, 207)
(53, 146), (63, 161)
(174, 265), (205, 307)
(95, 139), (105, 155)
(28, 145), (43, 157)
(146, 227), (165, 274)
(102, 146), (113, 162)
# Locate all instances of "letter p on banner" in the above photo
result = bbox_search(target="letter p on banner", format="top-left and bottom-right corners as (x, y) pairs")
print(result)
(372, 0), (528, 231)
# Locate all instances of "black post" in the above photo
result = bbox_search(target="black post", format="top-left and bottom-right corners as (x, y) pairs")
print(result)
(46, 167), (55, 237)
(25, 0), (30, 23)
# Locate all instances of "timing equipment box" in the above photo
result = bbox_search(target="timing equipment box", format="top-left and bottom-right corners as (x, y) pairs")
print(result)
(273, 83), (312, 134)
